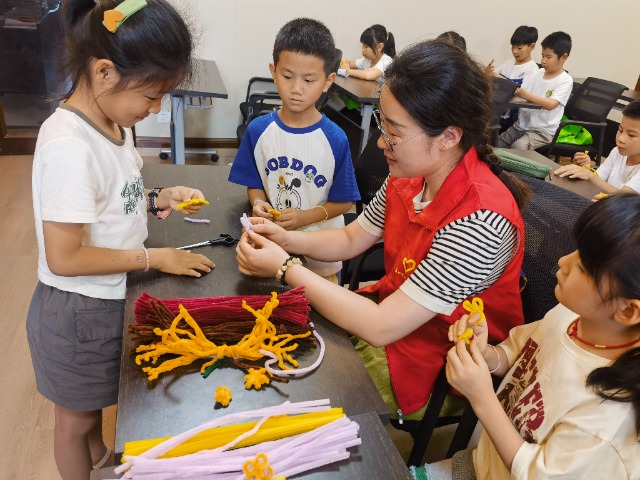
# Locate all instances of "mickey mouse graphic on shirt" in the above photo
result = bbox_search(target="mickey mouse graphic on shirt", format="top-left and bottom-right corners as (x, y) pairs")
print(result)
(275, 174), (302, 210)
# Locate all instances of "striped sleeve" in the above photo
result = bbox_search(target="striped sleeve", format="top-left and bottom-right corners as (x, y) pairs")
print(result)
(400, 210), (518, 315)
(356, 176), (388, 237)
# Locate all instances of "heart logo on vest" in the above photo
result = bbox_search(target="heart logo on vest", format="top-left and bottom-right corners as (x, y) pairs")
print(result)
(403, 257), (416, 273)
(104, 9), (125, 32)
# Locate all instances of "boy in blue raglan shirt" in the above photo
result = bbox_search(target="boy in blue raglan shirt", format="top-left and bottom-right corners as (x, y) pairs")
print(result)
(229, 18), (360, 281)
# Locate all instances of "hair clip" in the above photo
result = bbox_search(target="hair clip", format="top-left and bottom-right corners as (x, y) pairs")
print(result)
(103, 0), (148, 33)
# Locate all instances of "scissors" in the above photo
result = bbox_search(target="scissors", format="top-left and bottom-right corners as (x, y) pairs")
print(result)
(176, 234), (238, 250)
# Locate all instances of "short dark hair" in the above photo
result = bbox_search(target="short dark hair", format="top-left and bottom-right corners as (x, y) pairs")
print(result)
(435, 31), (466, 51)
(60, 0), (192, 100)
(273, 18), (336, 76)
(541, 31), (572, 57)
(511, 26), (538, 46)
(360, 24), (396, 58)
(623, 100), (640, 121)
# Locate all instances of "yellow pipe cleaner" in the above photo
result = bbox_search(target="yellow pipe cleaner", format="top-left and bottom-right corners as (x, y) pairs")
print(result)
(457, 297), (485, 345)
(135, 292), (312, 381)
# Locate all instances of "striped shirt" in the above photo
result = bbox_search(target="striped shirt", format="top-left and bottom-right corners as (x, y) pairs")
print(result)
(358, 177), (518, 315)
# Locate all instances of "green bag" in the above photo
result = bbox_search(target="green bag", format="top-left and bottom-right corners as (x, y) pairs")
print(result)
(555, 115), (593, 145)
(494, 149), (551, 179)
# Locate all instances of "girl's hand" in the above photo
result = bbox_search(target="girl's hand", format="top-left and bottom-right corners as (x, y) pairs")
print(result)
(554, 164), (592, 180)
(572, 152), (591, 167)
(252, 201), (275, 218)
(447, 313), (489, 356)
(150, 248), (214, 277)
(236, 230), (290, 278)
(167, 186), (207, 215)
(273, 208), (310, 230)
(445, 338), (494, 403)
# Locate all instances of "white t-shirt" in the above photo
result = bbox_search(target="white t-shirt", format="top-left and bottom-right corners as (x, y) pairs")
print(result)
(597, 147), (640, 192)
(515, 69), (573, 135)
(496, 59), (539, 83)
(473, 304), (640, 480)
(355, 53), (393, 77)
(32, 105), (148, 300)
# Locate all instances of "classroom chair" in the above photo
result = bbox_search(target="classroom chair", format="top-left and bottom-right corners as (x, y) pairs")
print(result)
(535, 77), (627, 165)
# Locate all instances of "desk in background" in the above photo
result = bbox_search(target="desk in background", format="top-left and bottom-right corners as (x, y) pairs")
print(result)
(330, 76), (380, 153)
(573, 77), (640, 104)
(115, 165), (390, 473)
(159, 60), (228, 165)
(507, 97), (542, 109)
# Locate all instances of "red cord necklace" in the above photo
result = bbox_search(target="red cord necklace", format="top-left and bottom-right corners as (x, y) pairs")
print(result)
(568, 318), (640, 350)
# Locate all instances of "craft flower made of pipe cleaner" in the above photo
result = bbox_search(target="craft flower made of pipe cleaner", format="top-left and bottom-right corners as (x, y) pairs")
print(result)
(244, 367), (271, 390)
(243, 453), (285, 480)
(214, 386), (232, 407)
(102, 0), (148, 33)
(176, 198), (210, 210)
(456, 297), (486, 345)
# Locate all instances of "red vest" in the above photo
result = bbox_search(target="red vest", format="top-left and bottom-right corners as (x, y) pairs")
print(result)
(360, 148), (525, 414)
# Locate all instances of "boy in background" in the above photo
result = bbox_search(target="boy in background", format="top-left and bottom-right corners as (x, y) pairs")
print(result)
(229, 18), (360, 282)
(488, 25), (539, 84)
(497, 31), (573, 150)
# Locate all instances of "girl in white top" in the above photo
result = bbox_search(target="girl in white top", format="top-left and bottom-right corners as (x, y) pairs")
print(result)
(412, 193), (640, 480)
(340, 24), (395, 81)
(555, 100), (640, 201)
(27, 1), (214, 479)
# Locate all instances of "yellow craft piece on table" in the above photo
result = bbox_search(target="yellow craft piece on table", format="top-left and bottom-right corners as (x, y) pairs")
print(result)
(268, 209), (281, 216)
(176, 198), (210, 210)
(245, 368), (271, 390)
(243, 453), (274, 480)
(215, 386), (232, 407)
(457, 297), (485, 344)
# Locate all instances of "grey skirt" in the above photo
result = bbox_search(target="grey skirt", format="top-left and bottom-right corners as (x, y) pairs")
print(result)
(26, 282), (124, 411)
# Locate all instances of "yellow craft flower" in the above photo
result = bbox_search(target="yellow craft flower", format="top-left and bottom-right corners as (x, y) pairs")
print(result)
(268, 208), (281, 216)
(245, 368), (271, 390)
(176, 198), (210, 210)
(214, 386), (232, 407)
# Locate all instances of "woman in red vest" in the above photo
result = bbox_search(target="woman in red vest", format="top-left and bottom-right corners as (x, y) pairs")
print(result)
(237, 40), (532, 421)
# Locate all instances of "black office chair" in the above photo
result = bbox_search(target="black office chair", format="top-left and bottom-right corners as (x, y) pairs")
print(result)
(236, 77), (282, 143)
(535, 77), (627, 165)
(340, 128), (389, 289)
(490, 77), (519, 145)
(316, 48), (342, 111)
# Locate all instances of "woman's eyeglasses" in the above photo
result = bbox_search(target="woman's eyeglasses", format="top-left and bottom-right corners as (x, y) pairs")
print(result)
(372, 109), (426, 152)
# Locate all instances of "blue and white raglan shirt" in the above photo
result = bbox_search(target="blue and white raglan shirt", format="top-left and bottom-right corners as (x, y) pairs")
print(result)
(229, 111), (360, 276)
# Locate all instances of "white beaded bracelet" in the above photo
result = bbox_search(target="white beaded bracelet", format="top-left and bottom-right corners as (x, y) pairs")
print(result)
(142, 246), (150, 272)
(275, 256), (302, 285)
(488, 344), (501, 374)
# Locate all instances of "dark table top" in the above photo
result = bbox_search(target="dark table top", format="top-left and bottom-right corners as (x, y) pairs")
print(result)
(507, 96), (542, 109)
(95, 412), (412, 480)
(331, 75), (380, 104)
(573, 77), (640, 103)
(172, 58), (228, 99)
(501, 148), (601, 199)
(115, 165), (388, 459)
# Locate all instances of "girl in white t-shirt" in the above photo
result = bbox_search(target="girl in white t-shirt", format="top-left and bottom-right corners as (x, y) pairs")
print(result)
(26, 1), (214, 479)
(411, 193), (640, 480)
(340, 24), (395, 81)
(555, 100), (640, 201)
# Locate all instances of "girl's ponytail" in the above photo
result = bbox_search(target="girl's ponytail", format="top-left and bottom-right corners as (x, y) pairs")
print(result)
(384, 31), (396, 58)
(587, 347), (640, 432)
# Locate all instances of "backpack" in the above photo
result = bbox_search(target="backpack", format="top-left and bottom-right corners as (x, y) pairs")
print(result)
(556, 115), (593, 146)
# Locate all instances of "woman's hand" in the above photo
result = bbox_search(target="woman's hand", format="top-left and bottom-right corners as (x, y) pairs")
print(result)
(445, 338), (494, 404)
(248, 216), (291, 249)
(572, 151), (591, 167)
(149, 248), (214, 277)
(165, 186), (207, 215)
(252, 200), (275, 218)
(236, 229), (290, 278)
(447, 313), (489, 357)
(554, 164), (592, 180)
(273, 208), (310, 230)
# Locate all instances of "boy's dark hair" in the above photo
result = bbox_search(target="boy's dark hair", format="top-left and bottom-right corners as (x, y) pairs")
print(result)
(273, 18), (336, 76)
(574, 193), (640, 432)
(360, 24), (396, 58)
(60, 0), (192, 100)
(384, 40), (531, 209)
(541, 31), (572, 57)
(510, 26), (538, 46)
(435, 31), (466, 51)
(622, 100), (640, 120)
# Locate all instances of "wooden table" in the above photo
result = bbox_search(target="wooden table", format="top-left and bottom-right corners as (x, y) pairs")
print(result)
(114, 165), (390, 470)
(95, 412), (411, 479)
(330, 76), (380, 153)
(159, 59), (228, 164)
(500, 148), (601, 199)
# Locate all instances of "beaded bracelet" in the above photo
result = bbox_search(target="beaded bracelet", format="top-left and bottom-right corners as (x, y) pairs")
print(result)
(275, 256), (302, 285)
(488, 344), (501, 374)
(142, 246), (150, 272)
(148, 188), (172, 219)
(313, 205), (328, 223)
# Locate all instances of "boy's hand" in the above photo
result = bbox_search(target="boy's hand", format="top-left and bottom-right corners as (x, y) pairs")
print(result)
(166, 187), (207, 215)
(273, 208), (310, 230)
(572, 152), (591, 167)
(253, 201), (275, 218)
(554, 164), (592, 180)
(150, 248), (214, 277)
(236, 230), (290, 278)
(485, 59), (495, 74)
(448, 313), (489, 356)
(445, 338), (494, 403)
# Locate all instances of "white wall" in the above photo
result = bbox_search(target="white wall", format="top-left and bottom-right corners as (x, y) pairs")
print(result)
(135, 0), (640, 139)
